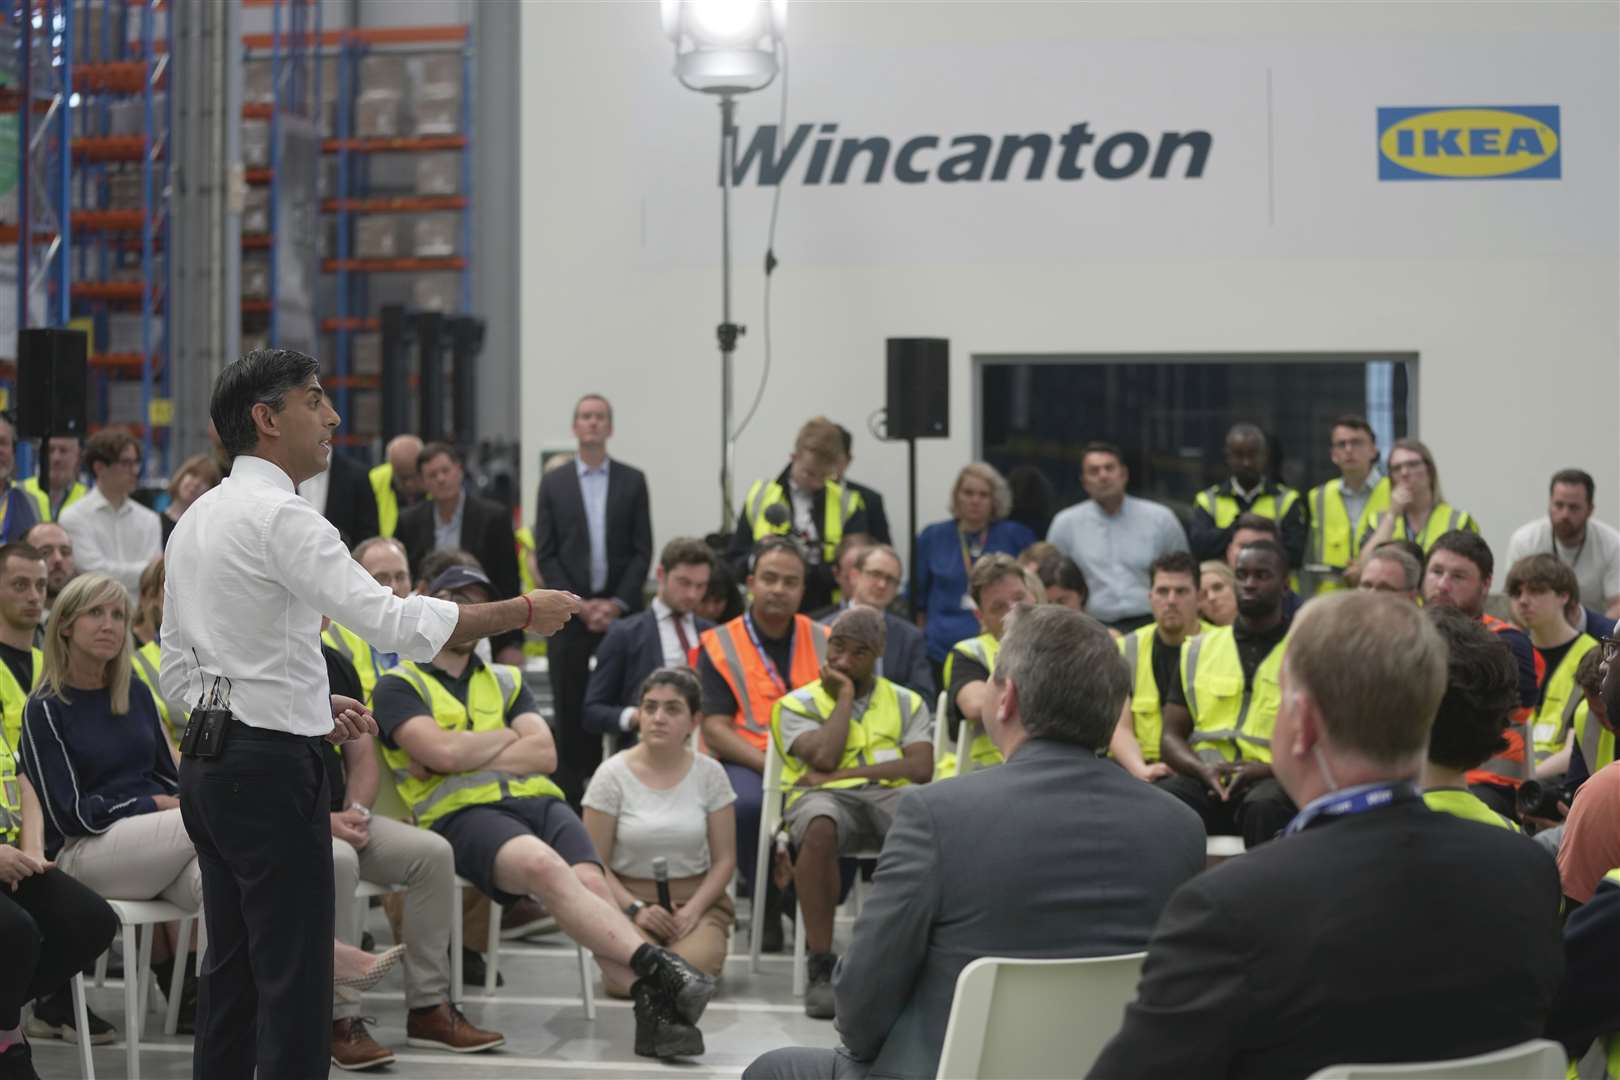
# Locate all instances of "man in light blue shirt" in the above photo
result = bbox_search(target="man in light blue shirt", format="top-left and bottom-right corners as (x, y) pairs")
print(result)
(576, 455), (610, 595)
(1047, 442), (1189, 632)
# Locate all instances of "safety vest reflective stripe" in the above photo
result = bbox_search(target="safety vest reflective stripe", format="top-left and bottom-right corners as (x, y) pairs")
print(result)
(130, 642), (185, 745)
(1195, 485), (1302, 530)
(699, 614), (828, 752)
(0, 647), (42, 754)
(1179, 626), (1284, 764)
(21, 477), (87, 523)
(743, 478), (860, 564)
(1579, 700), (1616, 776)
(1362, 502), (1478, 553)
(370, 463), (399, 538)
(1307, 477), (1392, 593)
(1533, 636), (1598, 760)
(323, 622), (386, 703)
(771, 678), (920, 806)
(1120, 625), (1163, 763)
(939, 633), (1004, 776)
(0, 738), (20, 844)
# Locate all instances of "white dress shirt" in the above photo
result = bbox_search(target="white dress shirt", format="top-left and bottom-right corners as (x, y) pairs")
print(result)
(297, 468), (330, 516)
(159, 455), (460, 737)
(58, 485), (162, 601)
(618, 598), (700, 732)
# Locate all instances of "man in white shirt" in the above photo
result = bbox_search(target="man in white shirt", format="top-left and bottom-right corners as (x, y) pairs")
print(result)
(1505, 469), (1620, 620)
(159, 349), (586, 1079)
(57, 429), (160, 600)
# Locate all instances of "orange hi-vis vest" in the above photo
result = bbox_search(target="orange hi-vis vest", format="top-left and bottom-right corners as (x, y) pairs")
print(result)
(700, 613), (828, 752)
(1466, 613), (1546, 790)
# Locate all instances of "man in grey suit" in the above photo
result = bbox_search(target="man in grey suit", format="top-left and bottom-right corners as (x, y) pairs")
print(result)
(745, 604), (1205, 1080)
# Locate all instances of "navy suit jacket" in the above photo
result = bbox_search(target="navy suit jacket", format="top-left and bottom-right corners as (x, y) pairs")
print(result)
(582, 607), (714, 737)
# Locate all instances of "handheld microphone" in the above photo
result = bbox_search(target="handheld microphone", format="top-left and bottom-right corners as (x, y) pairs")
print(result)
(652, 857), (673, 912)
(762, 503), (790, 529)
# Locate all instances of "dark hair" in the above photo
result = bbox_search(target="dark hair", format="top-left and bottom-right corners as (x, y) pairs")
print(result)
(749, 535), (807, 574)
(1030, 550), (1088, 603)
(417, 441), (462, 471)
(1151, 551), (1201, 587)
(1551, 469), (1596, 504)
(416, 547), (482, 589)
(704, 559), (745, 622)
(1237, 538), (1288, 569)
(1427, 530), (1494, 581)
(209, 348), (321, 458)
(1232, 513), (1280, 538)
(835, 423), (853, 457)
(83, 428), (140, 473)
(1576, 646), (1607, 697)
(1505, 554), (1579, 603)
(659, 537), (715, 574)
(830, 533), (872, 570)
(1080, 441), (1124, 468)
(637, 666), (701, 716)
(1330, 414), (1375, 439)
(1376, 538), (1427, 567)
(0, 542), (44, 571)
(1226, 422), (1267, 447)
(994, 605), (1129, 750)
(1425, 605), (1516, 770)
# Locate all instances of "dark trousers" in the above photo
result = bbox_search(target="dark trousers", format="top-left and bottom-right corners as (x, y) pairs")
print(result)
(180, 723), (334, 1080)
(547, 622), (607, 806)
(723, 760), (765, 896)
(0, 867), (117, 1028)
(1156, 773), (1298, 848)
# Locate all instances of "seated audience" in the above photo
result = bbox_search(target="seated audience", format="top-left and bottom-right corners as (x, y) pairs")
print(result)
(1506, 468), (1620, 621)
(746, 604), (1204, 1080)
(0, 545), (44, 754)
(1353, 437), (1479, 561)
(58, 429), (160, 601)
(1110, 552), (1202, 782)
(823, 544), (934, 701)
(1198, 559), (1237, 626)
(697, 558), (743, 624)
(21, 435), (87, 524)
(159, 453), (221, 548)
(1155, 540), (1298, 846)
(20, 523), (75, 624)
(371, 564), (716, 1060)
(584, 539), (715, 747)
(18, 572), (199, 1041)
(1189, 423), (1306, 568)
(127, 557), (184, 747)
(1304, 414), (1388, 596)
(1356, 542), (1422, 601)
(939, 554), (1037, 778)
(1026, 547), (1090, 611)
(582, 668), (737, 997)
(0, 743), (117, 1075)
(1557, 762), (1620, 908)
(1570, 646), (1614, 788)
(1507, 555), (1600, 778)
(912, 463), (1035, 677)
(1423, 530), (1540, 819)
(813, 535), (872, 621)
(0, 416), (39, 544)
(324, 536), (414, 701)
(772, 607), (933, 1018)
(1091, 591), (1564, 1079)
(1421, 607), (1522, 830)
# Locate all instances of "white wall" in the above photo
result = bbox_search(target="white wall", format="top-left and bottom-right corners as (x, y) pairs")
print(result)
(519, 0), (1619, 572)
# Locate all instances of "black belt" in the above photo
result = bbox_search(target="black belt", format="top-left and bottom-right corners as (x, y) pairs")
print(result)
(226, 717), (325, 747)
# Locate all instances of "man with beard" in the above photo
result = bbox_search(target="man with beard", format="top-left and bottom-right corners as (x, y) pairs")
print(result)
(1507, 468), (1620, 622)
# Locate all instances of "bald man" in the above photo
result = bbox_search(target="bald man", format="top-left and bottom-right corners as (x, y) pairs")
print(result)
(370, 434), (426, 539)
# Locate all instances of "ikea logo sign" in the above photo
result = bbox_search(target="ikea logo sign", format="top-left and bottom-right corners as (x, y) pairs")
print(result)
(1377, 106), (1560, 180)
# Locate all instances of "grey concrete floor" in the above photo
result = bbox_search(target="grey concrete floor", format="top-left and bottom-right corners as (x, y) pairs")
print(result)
(31, 911), (844, 1079)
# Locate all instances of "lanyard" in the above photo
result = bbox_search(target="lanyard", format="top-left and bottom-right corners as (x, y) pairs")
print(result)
(1551, 525), (1587, 569)
(742, 613), (791, 697)
(957, 527), (987, 580)
(1282, 780), (1419, 837)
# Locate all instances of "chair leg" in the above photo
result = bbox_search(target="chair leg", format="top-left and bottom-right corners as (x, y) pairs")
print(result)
(351, 894), (366, 946)
(163, 918), (191, 1037)
(851, 871), (864, 919)
(94, 949), (108, 989)
(71, 973), (95, 1080)
(134, 924), (156, 1042)
(121, 923), (140, 1080)
(577, 946), (596, 1021)
(792, 905), (807, 997)
(749, 820), (773, 974)
(483, 898), (501, 996)
(450, 885), (464, 1004)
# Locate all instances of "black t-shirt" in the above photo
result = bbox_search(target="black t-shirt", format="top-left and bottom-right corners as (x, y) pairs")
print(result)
(1164, 616), (1291, 710)
(697, 620), (796, 718)
(0, 640), (33, 693)
(371, 654), (539, 751)
(1150, 632), (1181, 703)
(1494, 624), (1542, 710)
(944, 649), (991, 737)
(322, 644), (364, 810)
(1534, 637), (1580, 709)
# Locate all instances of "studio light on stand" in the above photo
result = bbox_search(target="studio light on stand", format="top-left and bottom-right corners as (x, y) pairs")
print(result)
(660, 0), (787, 532)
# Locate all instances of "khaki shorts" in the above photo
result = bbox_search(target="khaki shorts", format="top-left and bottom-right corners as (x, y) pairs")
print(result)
(784, 786), (906, 853)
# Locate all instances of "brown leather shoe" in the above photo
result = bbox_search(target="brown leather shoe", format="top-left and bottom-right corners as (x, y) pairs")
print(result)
(406, 1003), (506, 1053)
(331, 1018), (396, 1071)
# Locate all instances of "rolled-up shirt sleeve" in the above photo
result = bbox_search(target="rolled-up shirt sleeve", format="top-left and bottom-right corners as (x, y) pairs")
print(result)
(269, 498), (459, 661)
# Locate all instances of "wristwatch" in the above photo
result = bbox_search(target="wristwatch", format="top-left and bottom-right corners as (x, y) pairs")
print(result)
(624, 900), (646, 918)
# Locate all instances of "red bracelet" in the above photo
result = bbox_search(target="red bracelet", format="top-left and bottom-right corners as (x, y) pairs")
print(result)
(522, 594), (533, 631)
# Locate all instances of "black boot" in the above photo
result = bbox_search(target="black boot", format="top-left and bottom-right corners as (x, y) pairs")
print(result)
(631, 979), (704, 1060)
(630, 945), (716, 1025)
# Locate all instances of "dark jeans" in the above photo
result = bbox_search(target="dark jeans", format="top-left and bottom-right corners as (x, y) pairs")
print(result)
(547, 622), (607, 806)
(0, 867), (117, 1028)
(724, 760), (765, 896)
(180, 722), (334, 1080)
(1156, 772), (1298, 848)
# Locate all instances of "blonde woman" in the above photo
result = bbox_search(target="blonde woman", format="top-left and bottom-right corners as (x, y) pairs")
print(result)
(1199, 560), (1238, 627)
(1350, 438), (1479, 574)
(160, 453), (221, 548)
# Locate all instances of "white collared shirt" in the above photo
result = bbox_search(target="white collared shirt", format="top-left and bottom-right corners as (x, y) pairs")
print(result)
(618, 597), (701, 732)
(58, 484), (162, 601)
(159, 455), (460, 737)
(576, 456), (611, 594)
(298, 468), (330, 517)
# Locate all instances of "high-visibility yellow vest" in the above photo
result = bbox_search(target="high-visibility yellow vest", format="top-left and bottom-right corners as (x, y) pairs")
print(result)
(1578, 698), (1614, 777)
(514, 528), (546, 658)
(370, 463), (399, 538)
(937, 632), (1003, 779)
(1306, 475), (1391, 594)
(742, 477), (864, 566)
(1533, 635), (1598, 761)
(1194, 484), (1302, 531)
(1178, 625), (1286, 764)
(21, 477), (87, 523)
(131, 640), (186, 746)
(1358, 501), (1479, 554)
(378, 660), (563, 828)
(0, 735), (19, 845)
(322, 622), (394, 704)
(1119, 624), (1200, 764)
(0, 646), (42, 753)
(1422, 787), (1519, 831)
(770, 677), (924, 809)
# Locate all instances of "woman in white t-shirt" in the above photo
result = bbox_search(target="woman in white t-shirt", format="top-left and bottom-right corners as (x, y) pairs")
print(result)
(582, 667), (738, 996)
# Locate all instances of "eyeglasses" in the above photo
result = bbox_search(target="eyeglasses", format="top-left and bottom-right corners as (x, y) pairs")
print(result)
(116, 455), (141, 469)
(862, 570), (902, 587)
(1602, 637), (1620, 662)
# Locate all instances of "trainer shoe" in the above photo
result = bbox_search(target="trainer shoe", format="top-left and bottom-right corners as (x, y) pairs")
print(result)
(24, 989), (116, 1046)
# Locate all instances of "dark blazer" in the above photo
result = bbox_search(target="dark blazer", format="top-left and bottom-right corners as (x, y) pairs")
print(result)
(582, 607), (715, 737)
(322, 452), (380, 549)
(832, 739), (1204, 1080)
(398, 492), (524, 654)
(534, 459), (652, 612)
(1550, 874), (1620, 1058)
(845, 478), (891, 545)
(1091, 798), (1565, 1080)
(815, 606), (934, 701)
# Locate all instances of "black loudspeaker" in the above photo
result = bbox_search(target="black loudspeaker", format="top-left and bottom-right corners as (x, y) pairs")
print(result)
(885, 337), (949, 439)
(16, 329), (89, 439)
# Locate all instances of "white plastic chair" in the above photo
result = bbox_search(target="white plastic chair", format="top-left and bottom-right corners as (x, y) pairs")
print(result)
(101, 898), (198, 1080)
(1205, 835), (1246, 861)
(1305, 1039), (1568, 1079)
(935, 952), (1146, 1080)
(957, 717), (981, 778)
(749, 739), (789, 973)
(932, 691), (953, 769)
(67, 973), (95, 1079)
(473, 877), (596, 1020)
